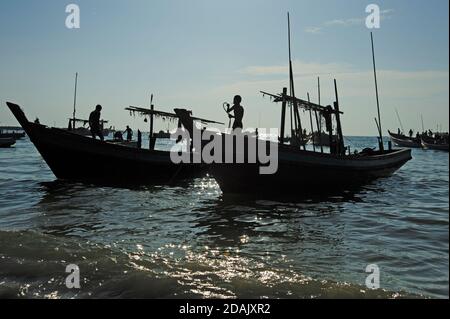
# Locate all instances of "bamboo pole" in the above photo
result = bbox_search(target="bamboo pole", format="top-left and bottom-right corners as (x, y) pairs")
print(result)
(149, 94), (155, 150)
(72, 72), (78, 130)
(334, 79), (345, 155)
(280, 87), (288, 144)
(287, 12), (305, 150)
(307, 93), (316, 152)
(371, 32), (384, 151)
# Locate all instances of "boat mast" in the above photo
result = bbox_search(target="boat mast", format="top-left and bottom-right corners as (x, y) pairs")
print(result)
(307, 93), (316, 152)
(316, 77), (323, 153)
(395, 108), (405, 133)
(149, 94), (154, 150)
(421, 114), (425, 133)
(370, 32), (384, 151)
(72, 72), (78, 129)
(287, 12), (305, 150)
(334, 79), (345, 155)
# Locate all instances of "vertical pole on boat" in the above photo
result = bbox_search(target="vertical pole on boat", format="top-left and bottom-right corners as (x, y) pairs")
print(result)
(395, 108), (405, 134)
(333, 79), (345, 156)
(149, 94), (155, 150)
(287, 12), (297, 140)
(280, 87), (288, 145)
(287, 12), (305, 150)
(72, 72), (78, 130)
(316, 77), (323, 153)
(421, 114), (425, 133)
(307, 93), (316, 152)
(371, 32), (384, 151)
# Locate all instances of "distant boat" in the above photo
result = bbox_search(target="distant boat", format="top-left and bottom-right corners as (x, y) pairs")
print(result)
(153, 130), (171, 139)
(6, 102), (209, 185)
(421, 137), (449, 152)
(65, 118), (113, 137)
(388, 131), (421, 148)
(310, 131), (337, 147)
(0, 127), (25, 140)
(0, 137), (15, 148)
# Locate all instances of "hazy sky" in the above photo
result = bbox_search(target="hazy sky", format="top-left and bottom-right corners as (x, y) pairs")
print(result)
(0, 0), (448, 135)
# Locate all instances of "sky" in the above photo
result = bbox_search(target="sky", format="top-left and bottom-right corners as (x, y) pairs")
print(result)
(0, 0), (448, 135)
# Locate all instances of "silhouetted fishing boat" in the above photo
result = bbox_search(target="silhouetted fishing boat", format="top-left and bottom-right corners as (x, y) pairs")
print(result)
(175, 16), (412, 196)
(388, 130), (421, 148)
(176, 105), (412, 195)
(0, 137), (15, 148)
(421, 137), (449, 152)
(6, 102), (219, 185)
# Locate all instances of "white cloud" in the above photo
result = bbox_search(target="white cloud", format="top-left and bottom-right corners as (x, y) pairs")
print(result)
(305, 8), (395, 34)
(305, 27), (322, 34)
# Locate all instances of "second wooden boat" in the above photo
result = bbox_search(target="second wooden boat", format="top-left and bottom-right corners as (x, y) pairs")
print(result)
(421, 138), (449, 152)
(388, 131), (422, 148)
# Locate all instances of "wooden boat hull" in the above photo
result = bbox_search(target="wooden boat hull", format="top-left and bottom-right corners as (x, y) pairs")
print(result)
(0, 137), (16, 148)
(6, 102), (206, 185)
(209, 146), (412, 195)
(388, 131), (421, 148)
(421, 139), (449, 152)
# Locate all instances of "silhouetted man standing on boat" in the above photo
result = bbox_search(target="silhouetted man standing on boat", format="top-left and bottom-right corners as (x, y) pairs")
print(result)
(124, 126), (133, 142)
(226, 95), (244, 130)
(89, 104), (104, 141)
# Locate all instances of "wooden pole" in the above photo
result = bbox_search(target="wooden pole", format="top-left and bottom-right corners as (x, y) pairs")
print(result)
(280, 87), (288, 144)
(317, 76), (324, 153)
(287, 12), (305, 150)
(149, 94), (154, 150)
(307, 93), (316, 152)
(72, 72), (78, 130)
(395, 108), (405, 133)
(334, 79), (345, 155)
(371, 32), (384, 151)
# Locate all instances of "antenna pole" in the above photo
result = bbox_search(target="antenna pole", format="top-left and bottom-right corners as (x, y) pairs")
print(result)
(308, 93), (316, 152)
(149, 94), (155, 150)
(371, 32), (384, 151)
(72, 72), (78, 128)
(395, 108), (405, 133)
(287, 12), (305, 149)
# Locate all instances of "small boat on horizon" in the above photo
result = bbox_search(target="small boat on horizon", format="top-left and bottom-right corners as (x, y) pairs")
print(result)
(0, 127), (25, 140)
(0, 137), (16, 148)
